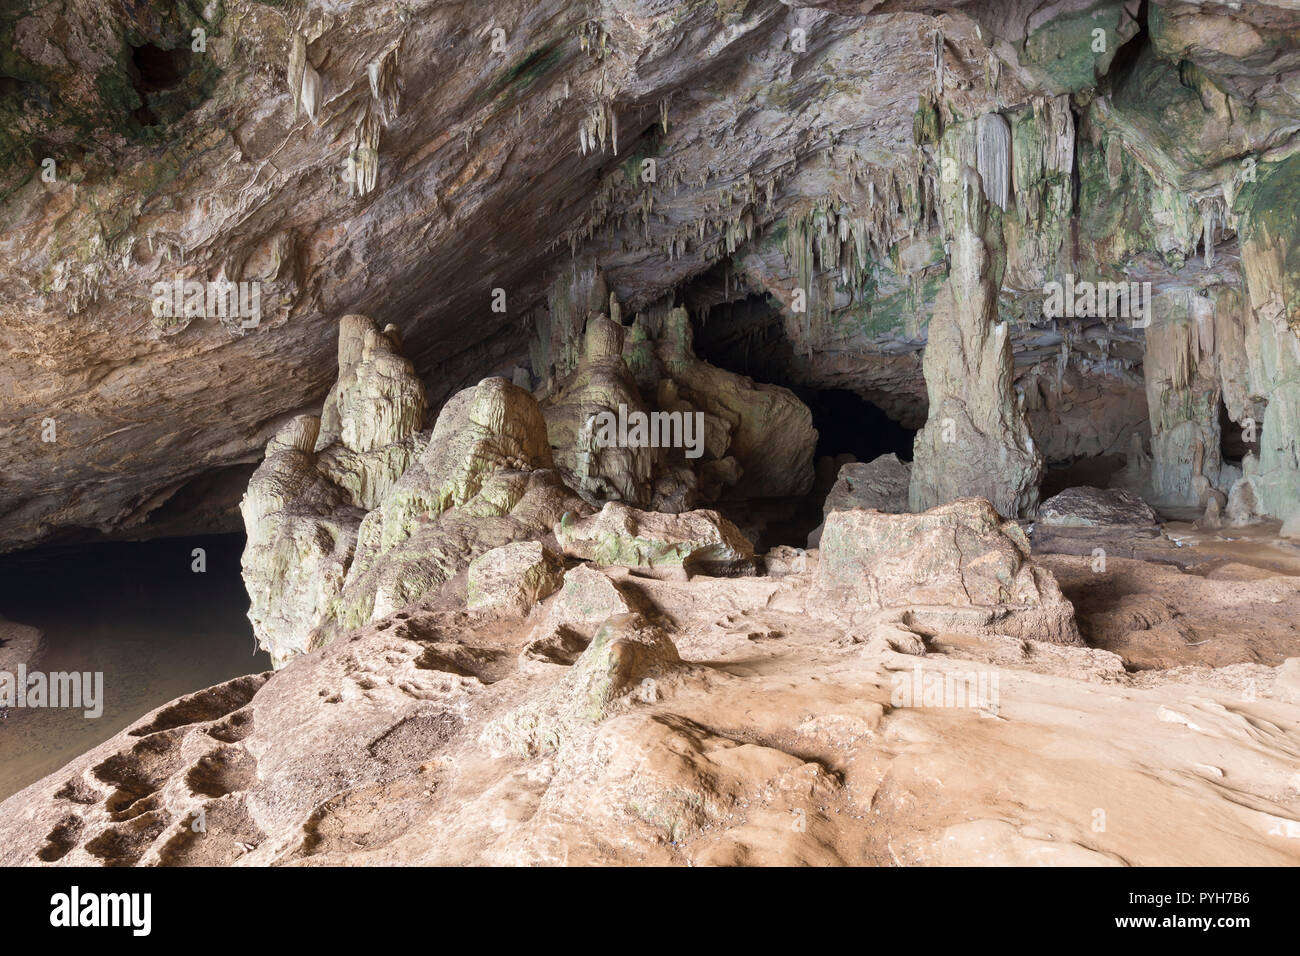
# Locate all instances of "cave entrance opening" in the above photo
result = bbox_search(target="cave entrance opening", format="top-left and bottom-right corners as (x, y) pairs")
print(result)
(800, 387), (916, 465)
(0, 535), (268, 802)
(684, 282), (920, 549)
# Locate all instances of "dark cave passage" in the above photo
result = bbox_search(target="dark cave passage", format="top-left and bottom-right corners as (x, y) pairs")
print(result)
(127, 41), (207, 128)
(800, 387), (916, 464)
(0, 535), (268, 801)
(682, 282), (920, 550)
(1220, 399), (1261, 466)
(685, 281), (917, 465)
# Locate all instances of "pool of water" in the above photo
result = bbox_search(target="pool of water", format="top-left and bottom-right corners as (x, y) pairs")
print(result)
(0, 535), (270, 801)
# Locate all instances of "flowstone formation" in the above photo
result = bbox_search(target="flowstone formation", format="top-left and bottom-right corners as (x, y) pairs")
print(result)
(240, 314), (427, 667)
(241, 315), (586, 667)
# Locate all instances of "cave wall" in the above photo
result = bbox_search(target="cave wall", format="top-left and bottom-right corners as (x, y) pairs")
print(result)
(6, 0), (1300, 548)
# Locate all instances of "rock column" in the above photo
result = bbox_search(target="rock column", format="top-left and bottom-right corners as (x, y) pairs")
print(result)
(910, 118), (1042, 517)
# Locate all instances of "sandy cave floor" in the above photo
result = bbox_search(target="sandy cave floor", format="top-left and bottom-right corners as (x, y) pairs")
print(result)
(1, 528), (1299, 867)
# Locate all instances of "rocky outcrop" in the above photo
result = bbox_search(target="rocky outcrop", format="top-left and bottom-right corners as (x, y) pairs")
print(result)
(536, 283), (816, 511)
(239, 415), (366, 668)
(484, 612), (681, 757)
(12, 517), (1300, 867)
(556, 502), (756, 577)
(541, 312), (657, 507)
(239, 314), (428, 667)
(648, 308), (816, 500)
(240, 313), (590, 666)
(812, 497), (1079, 644)
(808, 454), (911, 547)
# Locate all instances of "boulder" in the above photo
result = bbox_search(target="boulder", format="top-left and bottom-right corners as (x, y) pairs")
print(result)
(809, 454), (911, 547)
(824, 454), (912, 515)
(546, 564), (639, 630)
(811, 497), (1080, 644)
(467, 541), (566, 615)
(1032, 485), (1184, 563)
(556, 502), (756, 576)
(1039, 486), (1159, 529)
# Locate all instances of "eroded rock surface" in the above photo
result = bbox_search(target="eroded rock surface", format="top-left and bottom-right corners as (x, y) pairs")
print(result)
(5, 527), (1300, 868)
(556, 501), (756, 576)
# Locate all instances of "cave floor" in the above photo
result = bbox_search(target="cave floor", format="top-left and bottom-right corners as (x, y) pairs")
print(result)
(2, 525), (1297, 867)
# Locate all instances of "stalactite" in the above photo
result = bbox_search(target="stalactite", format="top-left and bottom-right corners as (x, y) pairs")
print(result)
(300, 60), (322, 123)
(976, 113), (1011, 211)
(349, 104), (381, 197)
(367, 47), (401, 126)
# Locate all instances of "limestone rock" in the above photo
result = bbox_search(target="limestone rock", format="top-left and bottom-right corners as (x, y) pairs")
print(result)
(545, 564), (639, 632)
(1196, 497), (1224, 531)
(1275, 658), (1300, 704)
(541, 314), (657, 506)
(556, 502), (756, 576)
(812, 498), (1079, 644)
(239, 415), (366, 668)
(654, 308), (816, 499)
(1140, 297), (1228, 509)
(537, 294), (816, 511)
(467, 542), (565, 615)
(828, 454), (910, 513)
(239, 315), (431, 666)
(313, 315), (428, 511)
(809, 454), (911, 547)
(331, 376), (588, 632)
(483, 613), (680, 756)
(1038, 487), (1159, 529)
(910, 124), (1043, 518)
